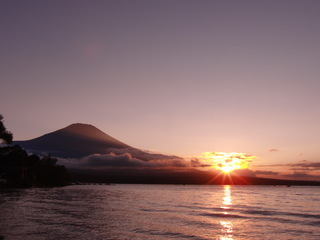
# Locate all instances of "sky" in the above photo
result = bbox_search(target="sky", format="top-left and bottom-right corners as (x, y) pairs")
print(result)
(1, 0), (320, 180)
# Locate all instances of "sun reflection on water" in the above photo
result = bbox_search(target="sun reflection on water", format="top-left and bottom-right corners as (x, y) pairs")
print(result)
(222, 185), (232, 211)
(219, 185), (234, 240)
(219, 221), (234, 240)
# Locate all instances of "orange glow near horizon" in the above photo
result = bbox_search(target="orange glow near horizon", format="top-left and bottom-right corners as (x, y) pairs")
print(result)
(200, 152), (255, 173)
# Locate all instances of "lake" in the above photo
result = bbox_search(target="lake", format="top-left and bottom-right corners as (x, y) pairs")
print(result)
(1, 184), (320, 240)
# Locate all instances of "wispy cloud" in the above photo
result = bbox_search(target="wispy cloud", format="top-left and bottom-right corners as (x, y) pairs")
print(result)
(190, 158), (212, 168)
(232, 169), (256, 177)
(254, 161), (320, 170)
(282, 172), (320, 181)
(269, 149), (279, 152)
(106, 147), (183, 162)
(58, 149), (189, 169)
(288, 161), (320, 171)
(253, 160), (320, 180)
(254, 170), (279, 176)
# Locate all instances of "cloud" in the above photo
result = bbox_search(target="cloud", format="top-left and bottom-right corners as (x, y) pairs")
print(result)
(196, 152), (256, 171)
(269, 149), (279, 152)
(106, 147), (183, 162)
(190, 158), (212, 168)
(79, 153), (147, 168)
(232, 169), (256, 177)
(282, 172), (320, 181)
(58, 151), (189, 169)
(253, 160), (320, 181)
(254, 170), (279, 176)
(255, 161), (320, 169)
(286, 161), (320, 171)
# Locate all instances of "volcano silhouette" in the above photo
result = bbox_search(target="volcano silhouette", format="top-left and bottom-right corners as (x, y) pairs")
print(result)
(14, 123), (131, 158)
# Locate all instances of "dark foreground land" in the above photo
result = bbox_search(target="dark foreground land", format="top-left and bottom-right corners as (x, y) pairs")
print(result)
(69, 168), (320, 186)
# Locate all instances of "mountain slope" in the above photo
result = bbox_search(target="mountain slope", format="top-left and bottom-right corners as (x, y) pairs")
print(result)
(14, 123), (131, 158)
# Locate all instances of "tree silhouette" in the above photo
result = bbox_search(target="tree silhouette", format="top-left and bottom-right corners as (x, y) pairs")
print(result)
(0, 114), (13, 144)
(0, 114), (69, 188)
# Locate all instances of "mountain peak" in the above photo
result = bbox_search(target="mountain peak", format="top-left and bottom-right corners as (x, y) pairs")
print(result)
(67, 123), (95, 128)
(14, 123), (131, 158)
(62, 123), (105, 137)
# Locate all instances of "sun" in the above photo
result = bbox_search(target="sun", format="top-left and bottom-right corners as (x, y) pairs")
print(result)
(200, 152), (255, 173)
(220, 164), (236, 173)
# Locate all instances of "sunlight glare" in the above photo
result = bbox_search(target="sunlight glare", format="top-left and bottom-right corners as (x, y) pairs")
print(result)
(200, 152), (255, 173)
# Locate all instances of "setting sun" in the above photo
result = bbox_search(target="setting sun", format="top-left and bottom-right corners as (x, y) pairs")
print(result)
(200, 152), (255, 173)
(220, 165), (235, 173)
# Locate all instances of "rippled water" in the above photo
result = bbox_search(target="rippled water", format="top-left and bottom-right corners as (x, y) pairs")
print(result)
(1, 184), (320, 240)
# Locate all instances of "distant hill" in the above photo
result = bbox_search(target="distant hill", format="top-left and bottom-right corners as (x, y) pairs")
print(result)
(14, 123), (131, 158)
(70, 167), (320, 186)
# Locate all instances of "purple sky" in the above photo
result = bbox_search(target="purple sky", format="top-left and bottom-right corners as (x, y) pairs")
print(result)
(1, 0), (320, 178)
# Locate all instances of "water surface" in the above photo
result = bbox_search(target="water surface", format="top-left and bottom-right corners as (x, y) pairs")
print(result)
(1, 185), (320, 239)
